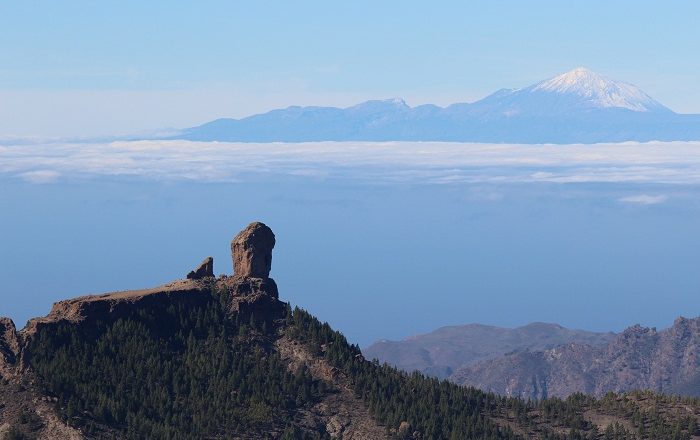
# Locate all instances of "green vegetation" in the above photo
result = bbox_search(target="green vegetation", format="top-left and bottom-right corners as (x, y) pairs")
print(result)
(4, 427), (31, 440)
(24, 287), (700, 439)
(288, 308), (518, 439)
(27, 289), (326, 439)
(287, 308), (700, 440)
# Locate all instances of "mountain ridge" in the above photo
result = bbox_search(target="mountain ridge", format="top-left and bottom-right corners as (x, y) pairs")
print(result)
(3, 222), (700, 439)
(363, 322), (616, 380)
(176, 68), (700, 144)
(452, 316), (700, 400)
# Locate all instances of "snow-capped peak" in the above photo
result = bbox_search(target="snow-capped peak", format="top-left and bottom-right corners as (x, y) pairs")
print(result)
(532, 67), (665, 112)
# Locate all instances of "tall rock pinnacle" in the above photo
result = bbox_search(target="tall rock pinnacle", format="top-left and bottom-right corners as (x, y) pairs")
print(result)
(231, 222), (275, 278)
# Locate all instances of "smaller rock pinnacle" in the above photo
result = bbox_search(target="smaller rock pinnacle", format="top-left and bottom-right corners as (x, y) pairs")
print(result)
(187, 257), (214, 280)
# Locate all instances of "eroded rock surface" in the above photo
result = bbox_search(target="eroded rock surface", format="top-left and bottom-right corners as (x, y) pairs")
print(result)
(220, 276), (284, 323)
(187, 256), (214, 279)
(231, 222), (275, 278)
(21, 279), (211, 339)
(276, 335), (389, 440)
(0, 317), (19, 377)
(2, 317), (83, 439)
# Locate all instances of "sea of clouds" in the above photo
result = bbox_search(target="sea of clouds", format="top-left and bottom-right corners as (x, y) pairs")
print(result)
(2, 140), (700, 189)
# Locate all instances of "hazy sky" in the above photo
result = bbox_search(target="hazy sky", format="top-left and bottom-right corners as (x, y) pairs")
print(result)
(3, 2), (700, 347)
(1, 1), (699, 136)
(2, 140), (700, 345)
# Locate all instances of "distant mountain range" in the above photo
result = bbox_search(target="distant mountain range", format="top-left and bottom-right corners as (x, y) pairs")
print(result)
(452, 317), (700, 399)
(365, 316), (700, 400)
(363, 322), (615, 380)
(177, 68), (700, 143)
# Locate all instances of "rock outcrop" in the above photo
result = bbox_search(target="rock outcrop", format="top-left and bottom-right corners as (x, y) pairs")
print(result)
(1, 316), (84, 439)
(224, 222), (283, 322)
(187, 256), (214, 279)
(0, 317), (19, 377)
(0, 318), (19, 358)
(231, 222), (275, 278)
(22, 279), (212, 334)
(1, 222), (286, 439)
(452, 316), (700, 399)
(276, 335), (390, 440)
(19, 222), (282, 348)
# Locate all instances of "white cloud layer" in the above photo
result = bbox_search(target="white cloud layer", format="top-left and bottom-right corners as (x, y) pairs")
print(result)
(2, 140), (700, 186)
(618, 194), (668, 205)
(19, 170), (61, 184)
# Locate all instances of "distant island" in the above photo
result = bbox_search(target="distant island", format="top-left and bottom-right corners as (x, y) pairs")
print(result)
(174, 68), (700, 144)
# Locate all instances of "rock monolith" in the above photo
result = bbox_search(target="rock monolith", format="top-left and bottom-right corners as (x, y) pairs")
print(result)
(231, 222), (275, 278)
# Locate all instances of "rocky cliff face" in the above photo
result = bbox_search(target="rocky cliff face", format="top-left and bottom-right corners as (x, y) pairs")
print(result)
(0, 317), (19, 377)
(231, 221), (275, 278)
(452, 317), (700, 399)
(225, 221), (284, 322)
(13, 222), (283, 358)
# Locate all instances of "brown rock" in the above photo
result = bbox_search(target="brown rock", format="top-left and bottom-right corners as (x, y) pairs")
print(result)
(231, 222), (275, 278)
(222, 277), (283, 323)
(20, 279), (211, 345)
(187, 257), (214, 279)
(398, 421), (412, 437)
(0, 318), (19, 355)
(0, 317), (19, 376)
(226, 277), (279, 300)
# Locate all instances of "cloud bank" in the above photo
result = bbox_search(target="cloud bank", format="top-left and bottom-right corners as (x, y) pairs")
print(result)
(618, 194), (668, 205)
(2, 140), (700, 186)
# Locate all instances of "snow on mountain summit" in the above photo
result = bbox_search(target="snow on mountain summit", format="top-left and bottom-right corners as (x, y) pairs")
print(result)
(531, 67), (668, 112)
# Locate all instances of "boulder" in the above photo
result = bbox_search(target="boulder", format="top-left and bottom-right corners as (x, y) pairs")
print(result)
(398, 421), (411, 436)
(231, 222), (275, 278)
(187, 257), (214, 279)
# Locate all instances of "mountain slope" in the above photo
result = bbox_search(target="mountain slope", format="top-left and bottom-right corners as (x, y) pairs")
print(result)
(530, 67), (669, 113)
(1, 222), (518, 439)
(363, 322), (615, 379)
(452, 317), (700, 400)
(176, 68), (700, 143)
(2, 222), (700, 439)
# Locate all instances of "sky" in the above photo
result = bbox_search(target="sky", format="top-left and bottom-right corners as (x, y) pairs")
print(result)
(2, 2), (700, 347)
(2, 140), (700, 346)
(1, 1), (700, 137)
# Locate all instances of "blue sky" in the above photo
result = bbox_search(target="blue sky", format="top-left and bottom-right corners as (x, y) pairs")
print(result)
(2, 2), (700, 345)
(1, 1), (699, 136)
(3, 139), (700, 345)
